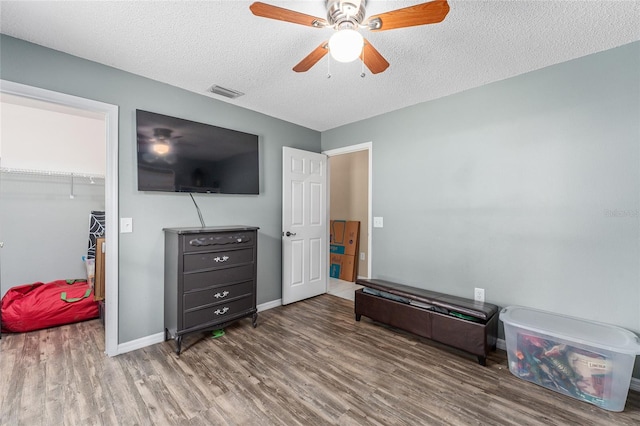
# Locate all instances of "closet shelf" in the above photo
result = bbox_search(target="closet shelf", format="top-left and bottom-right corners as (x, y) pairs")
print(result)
(0, 167), (105, 181)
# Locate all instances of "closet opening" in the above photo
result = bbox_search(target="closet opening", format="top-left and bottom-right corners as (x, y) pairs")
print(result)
(0, 80), (118, 355)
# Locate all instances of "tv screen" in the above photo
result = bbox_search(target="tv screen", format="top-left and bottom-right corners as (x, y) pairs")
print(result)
(136, 110), (259, 194)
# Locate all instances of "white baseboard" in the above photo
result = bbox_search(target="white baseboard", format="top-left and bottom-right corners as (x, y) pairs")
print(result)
(496, 339), (640, 392)
(258, 299), (281, 312)
(117, 331), (165, 355)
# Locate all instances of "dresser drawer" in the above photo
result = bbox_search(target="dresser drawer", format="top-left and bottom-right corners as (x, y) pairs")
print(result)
(183, 296), (253, 329)
(183, 248), (254, 272)
(183, 263), (254, 292)
(183, 231), (255, 253)
(183, 280), (254, 310)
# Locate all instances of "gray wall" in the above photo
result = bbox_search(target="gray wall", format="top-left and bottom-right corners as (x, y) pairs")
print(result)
(322, 42), (640, 377)
(0, 35), (321, 343)
(0, 174), (105, 295)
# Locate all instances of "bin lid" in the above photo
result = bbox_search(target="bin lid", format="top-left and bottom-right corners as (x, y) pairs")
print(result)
(500, 306), (640, 355)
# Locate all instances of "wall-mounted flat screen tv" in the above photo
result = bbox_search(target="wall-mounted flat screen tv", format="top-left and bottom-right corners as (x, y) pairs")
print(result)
(136, 110), (259, 194)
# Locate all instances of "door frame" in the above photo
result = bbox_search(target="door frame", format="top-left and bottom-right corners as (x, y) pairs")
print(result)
(323, 142), (372, 279)
(0, 80), (119, 356)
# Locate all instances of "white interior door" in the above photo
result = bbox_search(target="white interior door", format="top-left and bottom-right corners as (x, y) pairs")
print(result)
(282, 147), (328, 305)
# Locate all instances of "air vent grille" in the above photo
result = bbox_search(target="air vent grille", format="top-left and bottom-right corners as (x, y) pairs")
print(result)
(208, 85), (245, 99)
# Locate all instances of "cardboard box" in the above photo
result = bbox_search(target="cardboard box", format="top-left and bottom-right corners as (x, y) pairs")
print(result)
(329, 220), (360, 282)
(330, 253), (342, 279)
(329, 253), (357, 282)
(330, 220), (360, 256)
(94, 237), (105, 301)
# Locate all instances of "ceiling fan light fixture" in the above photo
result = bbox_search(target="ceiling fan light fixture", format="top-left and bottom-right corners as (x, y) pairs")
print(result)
(152, 142), (171, 155)
(328, 29), (364, 63)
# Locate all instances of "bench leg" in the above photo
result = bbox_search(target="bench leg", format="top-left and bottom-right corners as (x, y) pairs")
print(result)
(477, 356), (486, 366)
(355, 313), (361, 321)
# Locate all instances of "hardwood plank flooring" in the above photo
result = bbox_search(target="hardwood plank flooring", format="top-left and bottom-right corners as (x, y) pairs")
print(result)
(1, 294), (639, 425)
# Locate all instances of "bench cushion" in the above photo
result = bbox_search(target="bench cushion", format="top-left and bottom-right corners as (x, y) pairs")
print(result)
(356, 278), (498, 321)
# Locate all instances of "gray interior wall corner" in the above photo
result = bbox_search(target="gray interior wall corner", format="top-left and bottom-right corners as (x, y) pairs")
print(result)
(0, 34), (321, 344)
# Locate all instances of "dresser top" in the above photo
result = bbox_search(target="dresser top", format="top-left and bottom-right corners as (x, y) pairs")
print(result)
(163, 225), (259, 234)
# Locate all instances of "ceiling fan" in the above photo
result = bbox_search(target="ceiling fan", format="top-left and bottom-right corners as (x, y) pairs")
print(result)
(249, 0), (450, 74)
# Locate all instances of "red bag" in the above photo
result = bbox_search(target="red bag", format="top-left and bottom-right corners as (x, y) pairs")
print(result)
(1, 279), (99, 333)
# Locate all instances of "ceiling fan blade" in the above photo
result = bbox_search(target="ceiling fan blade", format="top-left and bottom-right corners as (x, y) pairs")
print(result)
(360, 39), (389, 74)
(250, 2), (329, 28)
(293, 42), (329, 73)
(365, 0), (450, 31)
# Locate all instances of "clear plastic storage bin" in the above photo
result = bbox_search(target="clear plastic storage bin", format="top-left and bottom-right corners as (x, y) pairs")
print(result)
(500, 306), (640, 412)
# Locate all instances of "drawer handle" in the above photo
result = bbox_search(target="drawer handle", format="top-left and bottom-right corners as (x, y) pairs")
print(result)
(214, 307), (229, 316)
(214, 256), (230, 263)
(214, 291), (230, 299)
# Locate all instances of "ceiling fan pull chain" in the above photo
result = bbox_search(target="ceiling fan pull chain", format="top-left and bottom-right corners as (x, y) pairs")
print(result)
(360, 45), (365, 78)
(327, 52), (332, 79)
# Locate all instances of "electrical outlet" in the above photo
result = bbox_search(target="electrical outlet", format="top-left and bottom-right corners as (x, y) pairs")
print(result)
(373, 217), (384, 228)
(474, 288), (485, 302)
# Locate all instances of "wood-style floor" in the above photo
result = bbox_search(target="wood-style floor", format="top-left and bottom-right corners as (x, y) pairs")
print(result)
(1, 294), (639, 425)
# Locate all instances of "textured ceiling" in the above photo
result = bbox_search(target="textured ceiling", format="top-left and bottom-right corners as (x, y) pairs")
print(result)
(1, 1), (639, 131)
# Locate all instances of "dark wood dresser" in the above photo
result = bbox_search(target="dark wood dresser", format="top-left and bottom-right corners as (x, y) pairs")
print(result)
(163, 226), (259, 354)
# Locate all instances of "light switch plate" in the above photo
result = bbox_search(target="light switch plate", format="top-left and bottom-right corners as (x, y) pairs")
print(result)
(120, 217), (133, 233)
(373, 217), (384, 228)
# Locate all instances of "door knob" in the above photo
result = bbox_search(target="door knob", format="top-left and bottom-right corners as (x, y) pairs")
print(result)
(285, 231), (297, 237)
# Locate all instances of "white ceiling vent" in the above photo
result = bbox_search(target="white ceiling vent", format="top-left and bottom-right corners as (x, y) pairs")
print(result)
(208, 85), (244, 99)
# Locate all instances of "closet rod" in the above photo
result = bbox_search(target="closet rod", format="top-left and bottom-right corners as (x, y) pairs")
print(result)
(0, 167), (105, 180)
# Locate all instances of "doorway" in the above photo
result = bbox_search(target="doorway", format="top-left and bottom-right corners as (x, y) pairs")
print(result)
(0, 80), (119, 356)
(324, 142), (372, 300)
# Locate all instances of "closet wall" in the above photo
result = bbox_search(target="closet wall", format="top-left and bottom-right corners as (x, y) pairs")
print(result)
(0, 93), (106, 297)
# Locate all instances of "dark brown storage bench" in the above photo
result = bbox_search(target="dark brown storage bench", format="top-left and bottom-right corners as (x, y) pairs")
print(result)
(355, 278), (499, 365)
